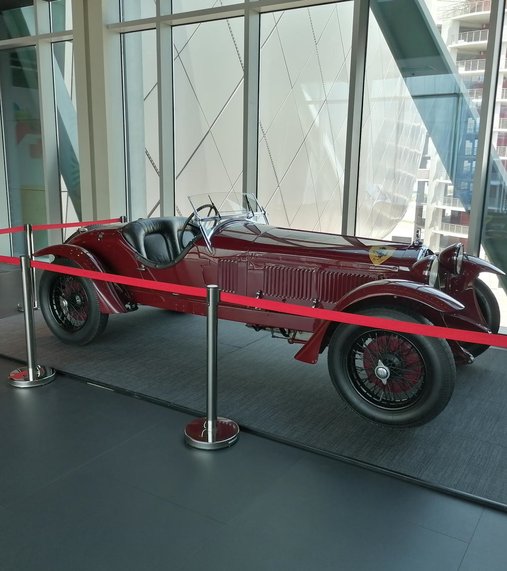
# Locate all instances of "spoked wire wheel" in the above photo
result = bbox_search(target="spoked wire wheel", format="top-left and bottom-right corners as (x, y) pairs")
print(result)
(39, 259), (108, 345)
(50, 274), (90, 332)
(327, 307), (456, 427)
(349, 330), (425, 410)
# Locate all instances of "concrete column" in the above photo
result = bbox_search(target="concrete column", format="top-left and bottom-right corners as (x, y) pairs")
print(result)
(72, 0), (126, 220)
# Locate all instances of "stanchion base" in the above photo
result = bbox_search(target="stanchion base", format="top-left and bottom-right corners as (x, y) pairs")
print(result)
(184, 417), (240, 450)
(8, 365), (56, 388)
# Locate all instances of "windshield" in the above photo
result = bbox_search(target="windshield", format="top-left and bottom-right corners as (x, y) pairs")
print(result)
(187, 192), (268, 249)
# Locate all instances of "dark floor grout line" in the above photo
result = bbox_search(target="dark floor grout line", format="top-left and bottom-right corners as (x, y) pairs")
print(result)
(457, 509), (485, 570)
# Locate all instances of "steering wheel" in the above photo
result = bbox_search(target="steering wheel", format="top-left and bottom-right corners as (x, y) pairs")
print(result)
(179, 203), (219, 249)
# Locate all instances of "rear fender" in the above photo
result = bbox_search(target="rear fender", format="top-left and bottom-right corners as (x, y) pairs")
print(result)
(36, 244), (128, 314)
(294, 279), (464, 364)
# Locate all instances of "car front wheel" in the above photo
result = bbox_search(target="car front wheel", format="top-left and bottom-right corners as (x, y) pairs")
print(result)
(39, 259), (108, 345)
(327, 307), (456, 427)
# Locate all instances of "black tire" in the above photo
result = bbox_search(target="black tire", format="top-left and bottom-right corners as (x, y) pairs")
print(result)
(327, 307), (456, 427)
(462, 278), (500, 358)
(39, 258), (109, 345)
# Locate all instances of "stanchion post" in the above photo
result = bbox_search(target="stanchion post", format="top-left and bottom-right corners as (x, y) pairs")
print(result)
(9, 255), (55, 388)
(206, 284), (219, 438)
(184, 285), (239, 450)
(24, 223), (38, 309)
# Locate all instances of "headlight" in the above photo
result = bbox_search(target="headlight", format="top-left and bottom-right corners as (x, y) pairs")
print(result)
(410, 255), (439, 284)
(428, 256), (440, 288)
(439, 243), (464, 274)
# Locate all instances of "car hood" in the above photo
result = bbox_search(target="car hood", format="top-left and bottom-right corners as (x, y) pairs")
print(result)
(214, 222), (425, 266)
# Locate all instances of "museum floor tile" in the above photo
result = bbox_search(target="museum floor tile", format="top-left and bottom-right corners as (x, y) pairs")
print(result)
(0, 354), (506, 571)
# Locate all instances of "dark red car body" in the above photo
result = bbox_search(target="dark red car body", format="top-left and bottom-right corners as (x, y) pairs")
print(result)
(35, 197), (504, 427)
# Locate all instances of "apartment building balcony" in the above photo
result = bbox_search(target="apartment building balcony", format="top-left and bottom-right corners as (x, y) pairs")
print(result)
(449, 28), (488, 51)
(448, 0), (491, 24)
(459, 58), (507, 75)
(497, 145), (507, 158)
(417, 168), (430, 180)
(436, 222), (469, 237)
(468, 87), (483, 100)
(434, 196), (467, 211)
(457, 58), (486, 73)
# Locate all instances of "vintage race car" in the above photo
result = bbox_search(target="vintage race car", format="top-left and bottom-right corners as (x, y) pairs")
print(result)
(35, 193), (504, 427)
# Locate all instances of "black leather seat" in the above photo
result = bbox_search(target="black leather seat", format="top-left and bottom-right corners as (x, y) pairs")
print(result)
(122, 217), (188, 265)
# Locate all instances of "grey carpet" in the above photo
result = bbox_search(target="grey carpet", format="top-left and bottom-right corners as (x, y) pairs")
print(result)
(0, 268), (21, 319)
(1, 306), (507, 506)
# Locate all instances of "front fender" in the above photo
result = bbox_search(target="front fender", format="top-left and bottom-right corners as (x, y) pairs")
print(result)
(463, 254), (506, 277)
(294, 279), (463, 364)
(335, 279), (464, 314)
(36, 244), (129, 314)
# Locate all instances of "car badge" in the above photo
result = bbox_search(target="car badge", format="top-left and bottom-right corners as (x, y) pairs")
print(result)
(369, 246), (395, 266)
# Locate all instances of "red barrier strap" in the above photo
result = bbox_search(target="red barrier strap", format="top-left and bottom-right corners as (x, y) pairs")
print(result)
(221, 293), (507, 349)
(32, 260), (206, 299)
(31, 259), (507, 349)
(0, 225), (24, 235)
(0, 255), (19, 266)
(32, 218), (122, 231)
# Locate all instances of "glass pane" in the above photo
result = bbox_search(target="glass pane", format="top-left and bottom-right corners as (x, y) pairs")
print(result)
(357, 1), (486, 249)
(0, 46), (44, 254)
(421, 0), (506, 327)
(171, 1), (242, 13)
(0, 4), (35, 40)
(52, 41), (80, 238)
(173, 18), (244, 216)
(121, 0), (156, 21)
(50, 0), (73, 33)
(481, 157), (507, 328)
(122, 30), (159, 219)
(258, 3), (353, 232)
(481, 7), (507, 327)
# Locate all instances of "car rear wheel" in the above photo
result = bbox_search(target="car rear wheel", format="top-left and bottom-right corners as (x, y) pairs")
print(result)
(327, 307), (456, 427)
(39, 259), (108, 345)
(462, 278), (500, 358)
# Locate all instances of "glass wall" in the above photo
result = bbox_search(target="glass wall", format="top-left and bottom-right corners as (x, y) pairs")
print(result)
(258, 3), (352, 232)
(357, 1), (486, 248)
(50, 0), (73, 33)
(173, 18), (244, 216)
(172, 1), (242, 13)
(0, 4), (35, 40)
(121, 0), (156, 22)
(357, 9), (427, 242)
(53, 41), (80, 237)
(481, 1), (507, 315)
(122, 30), (159, 219)
(0, 1), (75, 252)
(0, 46), (43, 253)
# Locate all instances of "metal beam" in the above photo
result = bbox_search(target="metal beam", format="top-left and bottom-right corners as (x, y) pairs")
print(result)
(468, 0), (506, 256)
(35, 0), (62, 245)
(341, 0), (369, 236)
(242, 5), (260, 197)
(108, 0), (348, 33)
(158, 0), (175, 216)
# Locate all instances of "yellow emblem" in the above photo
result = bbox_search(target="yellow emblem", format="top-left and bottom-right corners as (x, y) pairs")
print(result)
(369, 245), (395, 266)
